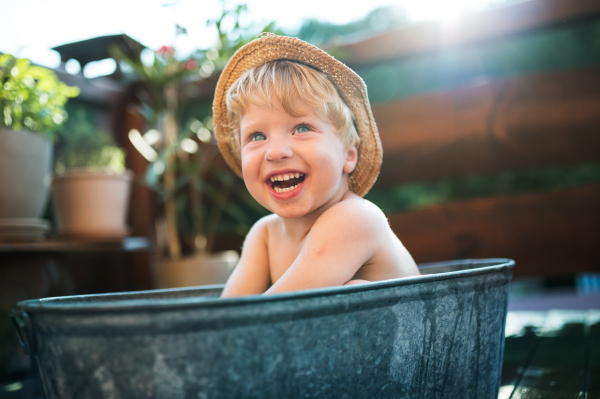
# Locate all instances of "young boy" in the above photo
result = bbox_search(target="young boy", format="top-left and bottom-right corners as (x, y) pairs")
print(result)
(213, 34), (419, 298)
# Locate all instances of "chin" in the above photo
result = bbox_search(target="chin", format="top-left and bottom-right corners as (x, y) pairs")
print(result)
(276, 211), (305, 219)
(268, 203), (311, 219)
(271, 208), (305, 219)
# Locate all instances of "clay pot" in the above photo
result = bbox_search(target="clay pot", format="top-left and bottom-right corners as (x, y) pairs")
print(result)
(0, 128), (52, 240)
(156, 251), (239, 288)
(51, 169), (133, 239)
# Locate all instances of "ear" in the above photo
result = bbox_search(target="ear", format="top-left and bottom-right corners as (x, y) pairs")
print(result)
(343, 141), (359, 174)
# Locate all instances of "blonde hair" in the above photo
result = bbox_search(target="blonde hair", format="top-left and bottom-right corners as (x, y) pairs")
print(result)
(225, 60), (359, 155)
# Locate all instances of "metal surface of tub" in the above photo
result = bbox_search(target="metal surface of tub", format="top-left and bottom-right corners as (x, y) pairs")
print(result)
(11, 258), (514, 399)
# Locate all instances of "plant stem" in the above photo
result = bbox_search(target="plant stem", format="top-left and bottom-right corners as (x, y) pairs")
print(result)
(190, 172), (204, 253)
(192, 146), (219, 254)
(206, 169), (233, 253)
(163, 86), (181, 259)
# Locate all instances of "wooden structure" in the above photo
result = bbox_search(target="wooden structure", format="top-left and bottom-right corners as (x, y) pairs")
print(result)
(52, 34), (144, 79)
(338, 0), (600, 277)
(0, 238), (153, 383)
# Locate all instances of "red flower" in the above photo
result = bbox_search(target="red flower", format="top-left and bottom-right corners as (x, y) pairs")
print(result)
(157, 46), (175, 56)
(184, 59), (198, 71)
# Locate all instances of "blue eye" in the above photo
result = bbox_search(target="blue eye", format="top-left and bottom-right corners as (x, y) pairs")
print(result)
(296, 125), (310, 133)
(252, 133), (266, 141)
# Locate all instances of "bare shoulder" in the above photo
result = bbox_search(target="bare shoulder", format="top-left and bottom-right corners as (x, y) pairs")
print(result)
(245, 213), (279, 242)
(314, 192), (389, 234)
(315, 193), (420, 280)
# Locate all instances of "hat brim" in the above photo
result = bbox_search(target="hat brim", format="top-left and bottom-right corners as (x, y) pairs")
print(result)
(213, 34), (382, 197)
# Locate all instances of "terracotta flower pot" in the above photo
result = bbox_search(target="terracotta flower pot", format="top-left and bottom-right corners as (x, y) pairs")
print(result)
(51, 169), (133, 239)
(0, 128), (52, 240)
(157, 251), (239, 288)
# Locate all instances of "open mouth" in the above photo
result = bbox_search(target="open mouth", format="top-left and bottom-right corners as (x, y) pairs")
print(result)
(268, 172), (306, 193)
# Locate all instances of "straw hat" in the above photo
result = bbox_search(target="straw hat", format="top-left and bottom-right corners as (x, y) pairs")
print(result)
(213, 33), (382, 197)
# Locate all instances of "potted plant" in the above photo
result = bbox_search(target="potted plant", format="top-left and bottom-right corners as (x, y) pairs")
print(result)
(112, 4), (271, 287)
(51, 109), (133, 239)
(0, 54), (79, 241)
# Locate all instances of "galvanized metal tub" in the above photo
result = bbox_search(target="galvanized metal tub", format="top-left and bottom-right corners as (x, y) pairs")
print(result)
(11, 258), (514, 399)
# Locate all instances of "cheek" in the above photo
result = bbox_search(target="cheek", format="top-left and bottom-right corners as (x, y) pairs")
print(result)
(314, 142), (346, 173)
(241, 155), (252, 171)
(241, 148), (257, 174)
(241, 151), (263, 192)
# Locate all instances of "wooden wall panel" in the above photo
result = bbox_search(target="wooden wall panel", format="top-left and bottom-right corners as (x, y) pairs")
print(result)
(340, 0), (600, 65)
(389, 184), (600, 277)
(372, 66), (600, 187)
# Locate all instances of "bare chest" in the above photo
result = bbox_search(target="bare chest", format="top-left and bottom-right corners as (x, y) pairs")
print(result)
(267, 235), (305, 284)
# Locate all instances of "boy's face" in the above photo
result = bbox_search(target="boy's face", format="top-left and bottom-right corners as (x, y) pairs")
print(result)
(239, 98), (358, 219)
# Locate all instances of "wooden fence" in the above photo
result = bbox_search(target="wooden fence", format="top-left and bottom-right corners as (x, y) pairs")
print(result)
(342, 0), (600, 277)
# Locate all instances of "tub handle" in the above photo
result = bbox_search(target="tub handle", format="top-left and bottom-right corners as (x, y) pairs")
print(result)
(10, 309), (35, 356)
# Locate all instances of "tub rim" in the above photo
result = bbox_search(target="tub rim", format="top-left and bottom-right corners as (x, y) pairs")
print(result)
(13, 258), (514, 314)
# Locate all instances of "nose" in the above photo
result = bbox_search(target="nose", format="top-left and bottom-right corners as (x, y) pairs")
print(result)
(265, 134), (293, 162)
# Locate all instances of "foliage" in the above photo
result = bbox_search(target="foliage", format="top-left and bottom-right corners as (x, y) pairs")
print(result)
(366, 162), (600, 213)
(53, 109), (125, 174)
(0, 54), (79, 138)
(296, 6), (409, 47)
(111, 1), (272, 257)
(110, 4), (284, 121)
(110, 44), (199, 117)
(194, 4), (284, 74)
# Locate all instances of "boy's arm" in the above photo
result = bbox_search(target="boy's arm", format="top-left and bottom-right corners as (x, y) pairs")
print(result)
(264, 200), (382, 295)
(220, 216), (272, 298)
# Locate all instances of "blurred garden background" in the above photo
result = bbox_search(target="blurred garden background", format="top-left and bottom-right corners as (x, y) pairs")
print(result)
(2, 0), (600, 396)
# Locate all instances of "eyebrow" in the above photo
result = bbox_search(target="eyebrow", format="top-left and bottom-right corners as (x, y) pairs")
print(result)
(240, 122), (261, 134)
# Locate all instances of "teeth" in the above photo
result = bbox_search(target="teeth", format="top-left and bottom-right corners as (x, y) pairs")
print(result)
(274, 183), (301, 193)
(269, 172), (304, 182)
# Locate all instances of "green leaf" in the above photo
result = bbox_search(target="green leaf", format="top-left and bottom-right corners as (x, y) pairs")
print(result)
(0, 53), (78, 137)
